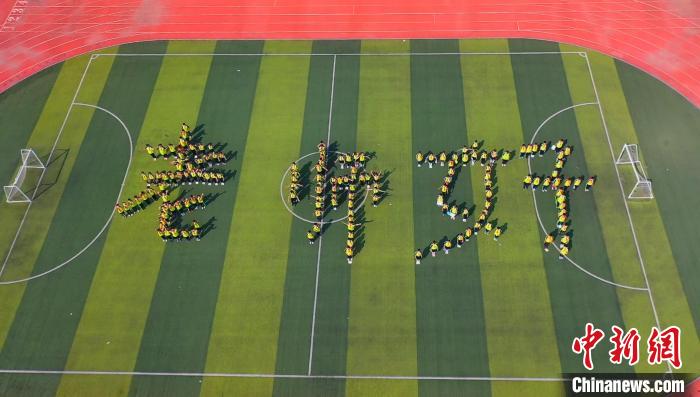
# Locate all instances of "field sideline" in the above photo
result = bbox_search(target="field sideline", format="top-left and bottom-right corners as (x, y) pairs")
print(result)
(0, 39), (697, 397)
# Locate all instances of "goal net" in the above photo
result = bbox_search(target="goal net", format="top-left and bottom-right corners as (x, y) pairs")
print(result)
(616, 144), (653, 199)
(3, 149), (45, 203)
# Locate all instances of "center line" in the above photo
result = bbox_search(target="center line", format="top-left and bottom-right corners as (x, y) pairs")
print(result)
(308, 54), (337, 376)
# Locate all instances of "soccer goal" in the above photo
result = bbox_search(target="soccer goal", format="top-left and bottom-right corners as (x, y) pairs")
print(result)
(3, 149), (45, 203)
(615, 143), (653, 199)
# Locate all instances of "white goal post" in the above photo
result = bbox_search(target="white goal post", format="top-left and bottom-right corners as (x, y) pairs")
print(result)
(615, 143), (653, 200)
(3, 149), (45, 203)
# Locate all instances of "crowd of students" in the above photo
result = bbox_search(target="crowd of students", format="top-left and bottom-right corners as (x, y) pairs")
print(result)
(294, 142), (386, 263)
(522, 139), (596, 259)
(413, 138), (597, 264)
(414, 141), (505, 264)
(115, 122), (227, 241)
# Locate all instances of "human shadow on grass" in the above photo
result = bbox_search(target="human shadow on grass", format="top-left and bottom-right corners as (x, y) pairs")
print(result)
(198, 216), (216, 238)
(189, 124), (206, 143)
(296, 161), (312, 201)
(223, 169), (237, 183)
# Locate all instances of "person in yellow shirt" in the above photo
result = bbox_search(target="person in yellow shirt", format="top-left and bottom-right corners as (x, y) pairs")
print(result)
(436, 193), (445, 207)
(415, 249), (423, 265)
(557, 214), (567, 229)
(461, 207), (470, 223)
(555, 138), (565, 152)
(573, 176), (583, 190)
(519, 144), (527, 158)
(456, 233), (465, 247)
(493, 227), (502, 241)
(438, 151), (447, 166)
(462, 151), (470, 167)
(307, 230), (316, 244)
(585, 176), (596, 191)
(559, 245), (569, 260)
(501, 150), (511, 166)
(542, 177), (551, 192)
(465, 227), (473, 241)
(430, 240), (439, 257)
(543, 233), (555, 252)
(449, 205), (458, 220)
(345, 246), (354, 264)
(523, 174), (533, 189)
(479, 151), (489, 166)
(532, 175), (541, 190)
(426, 151), (437, 168)
(443, 239), (453, 254)
(145, 144), (157, 160)
(560, 233), (571, 248)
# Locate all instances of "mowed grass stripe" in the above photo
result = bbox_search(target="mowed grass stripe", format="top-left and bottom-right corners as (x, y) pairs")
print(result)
(508, 39), (628, 373)
(345, 40), (417, 397)
(598, 55), (699, 369)
(559, 45), (657, 372)
(309, 41), (360, 380)
(460, 39), (563, 396)
(272, 40), (360, 397)
(409, 39), (489, 397)
(52, 41), (169, 397)
(273, 46), (334, 378)
(0, 42), (154, 397)
(126, 41), (217, 397)
(0, 54), (109, 353)
(200, 40), (311, 397)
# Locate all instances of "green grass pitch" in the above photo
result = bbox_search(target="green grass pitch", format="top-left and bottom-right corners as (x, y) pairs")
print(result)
(0, 39), (697, 397)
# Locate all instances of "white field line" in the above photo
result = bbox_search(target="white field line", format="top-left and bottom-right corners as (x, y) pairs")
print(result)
(526, 102), (648, 291)
(93, 51), (586, 57)
(582, 53), (669, 372)
(308, 54), (337, 376)
(0, 103), (134, 285)
(0, 368), (569, 382)
(0, 55), (94, 280)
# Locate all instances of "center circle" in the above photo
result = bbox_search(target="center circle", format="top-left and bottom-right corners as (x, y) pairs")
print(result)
(279, 150), (369, 224)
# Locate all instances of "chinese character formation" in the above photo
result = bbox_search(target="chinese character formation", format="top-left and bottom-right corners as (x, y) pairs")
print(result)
(289, 140), (385, 263)
(114, 122), (229, 241)
(415, 140), (510, 264)
(521, 139), (595, 259)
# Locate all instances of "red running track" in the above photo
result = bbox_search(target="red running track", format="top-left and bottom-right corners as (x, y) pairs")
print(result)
(0, 0), (698, 107)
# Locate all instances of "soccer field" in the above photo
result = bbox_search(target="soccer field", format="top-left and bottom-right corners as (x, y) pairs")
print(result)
(0, 38), (697, 397)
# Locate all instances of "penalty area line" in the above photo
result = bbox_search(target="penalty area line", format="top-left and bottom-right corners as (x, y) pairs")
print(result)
(526, 101), (648, 292)
(0, 102), (135, 285)
(0, 55), (94, 281)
